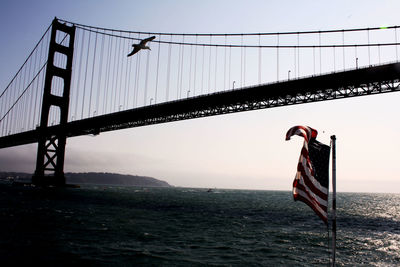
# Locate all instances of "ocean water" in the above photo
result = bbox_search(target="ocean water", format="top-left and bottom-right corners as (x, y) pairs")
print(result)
(0, 184), (399, 266)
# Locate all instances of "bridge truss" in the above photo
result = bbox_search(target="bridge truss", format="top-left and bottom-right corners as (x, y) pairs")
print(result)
(1, 62), (399, 149)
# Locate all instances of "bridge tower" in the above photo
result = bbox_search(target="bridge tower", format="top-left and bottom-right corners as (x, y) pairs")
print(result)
(32, 18), (75, 186)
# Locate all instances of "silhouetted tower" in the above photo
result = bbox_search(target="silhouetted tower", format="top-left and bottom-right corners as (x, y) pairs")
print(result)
(32, 18), (75, 186)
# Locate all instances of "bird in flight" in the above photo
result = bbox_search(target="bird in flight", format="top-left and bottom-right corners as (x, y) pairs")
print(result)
(127, 36), (156, 57)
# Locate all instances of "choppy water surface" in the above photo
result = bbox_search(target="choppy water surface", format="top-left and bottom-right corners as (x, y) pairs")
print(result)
(0, 184), (399, 266)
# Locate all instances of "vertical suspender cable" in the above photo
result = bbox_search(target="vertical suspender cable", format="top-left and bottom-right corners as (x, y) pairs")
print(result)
(214, 45), (218, 92)
(27, 54), (34, 127)
(297, 33), (300, 77)
(19, 55), (28, 130)
(15, 77), (20, 131)
(225, 35), (228, 90)
(155, 34), (161, 103)
(96, 30), (105, 116)
(277, 33), (280, 81)
(122, 33), (128, 109)
(17, 63), (25, 130)
(342, 30), (345, 70)
(243, 45), (246, 86)
(7, 83), (13, 133)
(18, 67), (25, 129)
(122, 35), (128, 109)
(166, 34), (172, 101)
(15, 70), (21, 131)
(240, 34), (243, 87)
(333, 47), (336, 72)
(29, 44), (38, 129)
(131, 34), (138, 107)
(121, 36), (127, 110)
(1, 86), (6, 134)
(368, 30), (371, 66)
(2, 90), (7, 134)
(188, 36), (193, 97)
(144, 37), (151, 105)
(104, 30), (113, 114)
(294, 47), (296, 78)
(116, 32), (124, 110)
(25, 44), (33, 130)
(124, 36), (130, 108)
(81, 30), (91, 118)
(5, 88), (11, 133)
(5, 84), (13, 134)
(33, 41), (42, 127)
(75, 29), (84, 119)
(134, 33), (141, 107)
(1, 90), (6, 131)
(7, 82), (14, 133)
(201, 41), (205, 95)
(395, 28), (399, 61)
(126, 32), (133, 109)
(378, 44), (381, 64)
(0, 94), (3, 134)
(258, 34), (261, 84)
(110, 31), (117, 110)
(0, 83), (5, 127)
(193, 35), (198, 96)
(355, 45), (358, 69)
(135, 47), (141, 107)
(88, 32), (98, 117)
(229, 45), (232, 89)
(177, 37), (182, 99)
(114, 32), (121, 110)
(14, 77), (20, 131)
(208, 36), (212, 93)
(179, 35), (185, 98)
(319, 32), (322, 74)
(313, 46), (315, 75)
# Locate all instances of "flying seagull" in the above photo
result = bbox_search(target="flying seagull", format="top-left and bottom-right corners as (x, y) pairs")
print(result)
(127, 36), (156, 57)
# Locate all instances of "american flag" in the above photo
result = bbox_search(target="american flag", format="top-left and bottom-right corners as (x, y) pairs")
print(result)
(286, 126), (331, 224)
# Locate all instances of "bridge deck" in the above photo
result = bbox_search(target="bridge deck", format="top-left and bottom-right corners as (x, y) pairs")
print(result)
(1, 62), (400, 149)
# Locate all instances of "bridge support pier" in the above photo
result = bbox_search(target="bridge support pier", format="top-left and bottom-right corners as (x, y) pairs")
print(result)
(32, 18), (75, 186)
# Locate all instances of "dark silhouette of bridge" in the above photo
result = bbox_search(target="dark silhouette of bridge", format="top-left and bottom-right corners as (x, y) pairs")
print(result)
(1, 18), (400, 185)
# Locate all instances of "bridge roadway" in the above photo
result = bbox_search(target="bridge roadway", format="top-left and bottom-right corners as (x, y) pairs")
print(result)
(1, 62), (400, 149)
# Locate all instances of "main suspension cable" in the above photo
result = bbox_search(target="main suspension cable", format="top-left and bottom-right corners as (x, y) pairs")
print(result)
(58, 18), (400, 37)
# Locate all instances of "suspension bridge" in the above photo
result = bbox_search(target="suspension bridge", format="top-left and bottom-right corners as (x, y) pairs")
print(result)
(1, 18), (400, 185)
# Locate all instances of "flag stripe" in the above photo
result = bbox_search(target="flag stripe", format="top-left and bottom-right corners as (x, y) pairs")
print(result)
(297, 162), (328, 200)
(294, 188), (327, 217)
(286, 125), (330, 225)
(297, 146), (328, 196)
(294, 181), (328, 209)
(286, 125), (318, 142)
(294, 191), (328, 224)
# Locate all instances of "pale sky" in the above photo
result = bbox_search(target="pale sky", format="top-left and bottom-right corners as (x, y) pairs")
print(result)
(1, 0), (400, 193)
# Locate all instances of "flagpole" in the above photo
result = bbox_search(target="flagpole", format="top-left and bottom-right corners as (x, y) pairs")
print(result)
(331, 135), (337, 266)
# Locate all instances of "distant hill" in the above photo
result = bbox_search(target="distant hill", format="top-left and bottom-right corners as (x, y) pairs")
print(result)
(0, 172), (172, 187)
(66, 172), (171, 187)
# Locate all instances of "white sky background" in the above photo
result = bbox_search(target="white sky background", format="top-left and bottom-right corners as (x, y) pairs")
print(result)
(0, 0), (400, 193)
